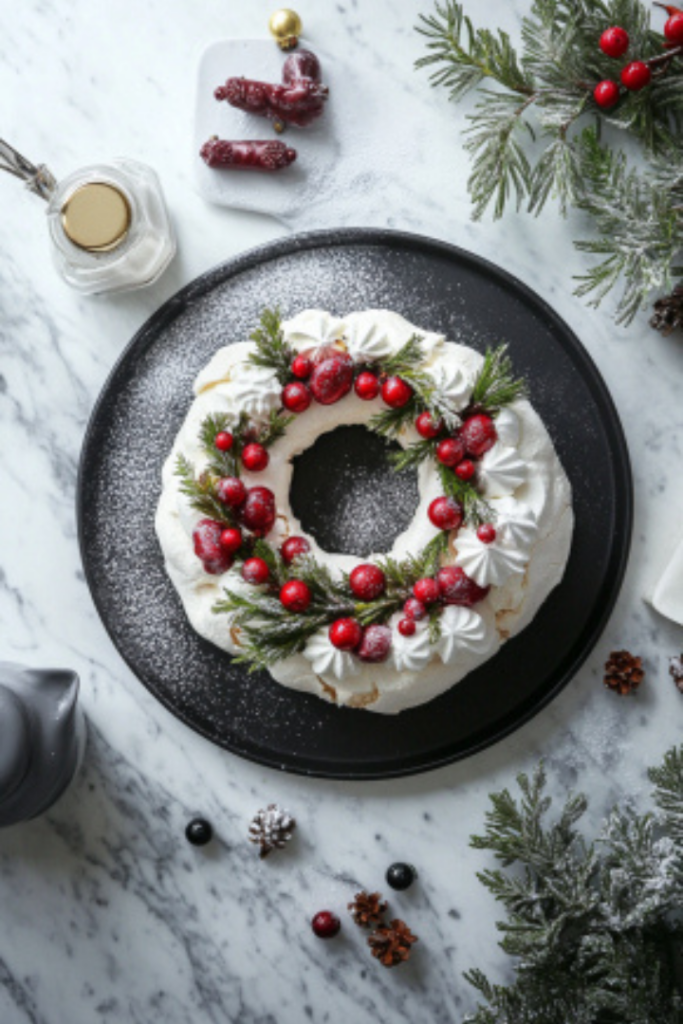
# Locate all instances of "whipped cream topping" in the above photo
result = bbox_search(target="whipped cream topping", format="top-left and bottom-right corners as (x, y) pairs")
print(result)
(479, 442), (528, 497)
(390, 619), (433, 673)
(284, 309), (346, 350)
(495, 408), (520, 447)
(455, 528), (528, 587)
(304, 628), (361, 680)
(437, 606), (494, 665)
(231, 364), (282, 421)
(427, 363), (472, 428)
(343, 318), (394, 362)
(493, 497), (539, 554)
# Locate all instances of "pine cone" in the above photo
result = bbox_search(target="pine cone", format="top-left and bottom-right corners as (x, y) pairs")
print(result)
(669, 655), (683, 693)
(604, 650), (644, 695)
(248, 803), (296, 857)
(650, 284), (683, 337)
(367, 918), (418, 968)
(348, 891), (388, 928)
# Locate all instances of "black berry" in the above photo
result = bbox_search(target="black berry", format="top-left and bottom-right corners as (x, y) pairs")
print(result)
(185, 818), (214, 846)
(386, 862), (417, 891)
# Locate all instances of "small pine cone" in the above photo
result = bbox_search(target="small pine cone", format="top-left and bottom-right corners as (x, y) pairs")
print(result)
(604, 650), (644, 695)
(669, 655), (683, 693)
(650, 284), (683, 337)
(348, 891), (388, 928)
(367, 918), (418, 968)
(248, 803), (296, 857)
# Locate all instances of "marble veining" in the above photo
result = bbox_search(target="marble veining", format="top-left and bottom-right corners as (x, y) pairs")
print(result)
(2, 0), (683, 1021)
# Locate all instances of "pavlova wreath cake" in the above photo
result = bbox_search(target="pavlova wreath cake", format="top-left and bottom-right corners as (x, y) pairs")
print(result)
(155, 308), (573, 714)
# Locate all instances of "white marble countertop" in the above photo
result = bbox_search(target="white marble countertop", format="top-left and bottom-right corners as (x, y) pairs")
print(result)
(2, 1), (683, 1021)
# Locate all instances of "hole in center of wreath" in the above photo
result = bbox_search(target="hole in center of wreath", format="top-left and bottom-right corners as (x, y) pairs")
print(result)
(289, 425), (420, 558)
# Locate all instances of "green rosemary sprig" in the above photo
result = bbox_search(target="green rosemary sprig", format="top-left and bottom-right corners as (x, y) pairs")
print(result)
(390, 437), (438, 472)
(200, 411), (241, 477)
(468, 344), (527, 415)
(256, 409), (295, 448)
(438, 463), (494, 527)
(248, 307), (294, 385)
(381, 334), (426, 376)
(368, 399), (422, 440)
(428, 603), (443, 643)
(174, 454), (234, 526)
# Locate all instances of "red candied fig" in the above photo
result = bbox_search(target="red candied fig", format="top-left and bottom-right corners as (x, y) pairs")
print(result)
(415, 412), (443, 439)
(354, 371), (380, 401)
(329, 618), (363, 651)
(413, 578), (439, 605)
(437, 566), (490, 607)
(281, 536), (310, 564)
(242, 557), (270, 585)
(460, 414), (497, 457)
(620, 61), (652, 90)
(216, 476), (247, 508)
(309, 354), (354, 405)
(599, 26), (629, 58)
(283, 50), (322, 84)
(381, 377), (413, 409)
(403, 597), (427, 621)
(282, 381), (312, 413)
(357, 624), (392, 663)
(428, 496), (463, 531)
(397, 618), (416, 637)
(240, 486), (276, 534)
(349, 564), (386, 601)
(215, 75), (328, 129)
(193, 519), (233, 575)
(242, 443), (269, 473)
(436, 436), (466, 467)
(200, 138), (297, 172)
(280, 580), (312, 612)
(594, 80), (621, 109)
(291, 354), (312, 379)
(220, 527), (243, 554)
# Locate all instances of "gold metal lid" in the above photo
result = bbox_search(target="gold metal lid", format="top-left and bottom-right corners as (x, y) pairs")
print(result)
(61, 181), (131, 252)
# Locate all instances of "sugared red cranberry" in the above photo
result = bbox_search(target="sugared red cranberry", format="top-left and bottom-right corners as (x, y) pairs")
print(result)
(599, 26), (629, 58)
(437, 566), (489, 607)
(621, 61), (651, 90)
(381, 376), (414, 409)
(240, 486), (276, 534)
(477, 524), (497, 544)
(428, 496), (463, 531)
(455, 459), (476, 482)
(242, 443), (269, 472)
(403, 597), (427, 621)
(216, 476), (247, 508)
(214, 431), (233, 452)
(291, 354), (312, 379)
(415, 412), (443, 439)
(329, 618), (363, 651)
(593, 80), (621, 109)
(311, 911), (341, 939)
(242, 557), (270, 585)
(354, 371), (380, 401)
(281, 536), (310, 564)
(397, 618), (416, 637)
(436, 436), (466, 467)
(280, 580), (312, 612)
(413, 577), (439, 605)
(220, 527), (243, 554)
(193, 519), (233, 575)
(460, 415), (497, 457)
(665, 12), (683, 45)
(357, 624), (392, 662)
(282, 381), (312, 414)
(349, 564), (386, 601)
(309, 354), (354, 405)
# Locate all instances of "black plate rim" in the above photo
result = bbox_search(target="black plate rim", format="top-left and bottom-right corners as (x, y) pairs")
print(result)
(77, 227), (633, 780)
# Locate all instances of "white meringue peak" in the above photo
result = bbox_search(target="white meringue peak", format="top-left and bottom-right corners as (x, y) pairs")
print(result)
(390, 619), (432, 672)
(455, 528), (529, 587)
(343, 319), (394, 362)
(479, 442), (527, 497)
(493, 498), (538, 554)
(428, 363), (472, 427)
(494, 407), (521, 447)
(283, 309), (346, 350)
(231, 364), (281, 420)
(304, 628), (361, 681)
(437, 606), (493, 665)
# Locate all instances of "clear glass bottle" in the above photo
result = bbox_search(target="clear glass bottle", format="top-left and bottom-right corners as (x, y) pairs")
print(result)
(0, 142), (176, 295)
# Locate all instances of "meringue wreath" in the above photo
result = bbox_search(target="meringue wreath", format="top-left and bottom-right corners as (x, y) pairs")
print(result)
(155, 309), (573, 714)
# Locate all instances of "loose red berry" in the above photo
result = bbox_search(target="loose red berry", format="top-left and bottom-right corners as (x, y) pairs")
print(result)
(599, 26), (629, 58)
(281, 536), (310, 564)
(354, 371), (380, 401)
(311, 911), (341, 939)
(437, 566), (489, 607)
(403, 597), (427, 621)
(436, 436), (466, 467)
(329, 618), (363, 651)
(381, 376), (414, 409)
(216, 476), (248, 508)
(477, 524), (497, 544)
(309, 354), (354, 405)
(665, 12), (683, 45)
(455, 459), (476, 482)
(593, 80), (621, 109)
(460, 415), (497, 457)
(349, 564), (386, 600)
(397, 618), (416, 637)
(242, 557), (270, 585)
(214, 431), (233, 452)
(413, 577), (439, 605)
(240, 486), (276, 534)
(291, 354), (312, 379)
(428, 496), (463, 531)
(280, 579), (312, 612)
(282, 381), (312, 414)
(357, 624), (392, 662)
(220, 527), (243, 554)
(193, 519), (233, 575)
(621, 61), (652, 90)
(415, 412), (443, 439)
(242, 443), (269, 472)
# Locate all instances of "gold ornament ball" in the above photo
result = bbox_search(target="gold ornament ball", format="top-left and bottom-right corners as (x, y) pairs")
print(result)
(268, 8), (302, 50)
